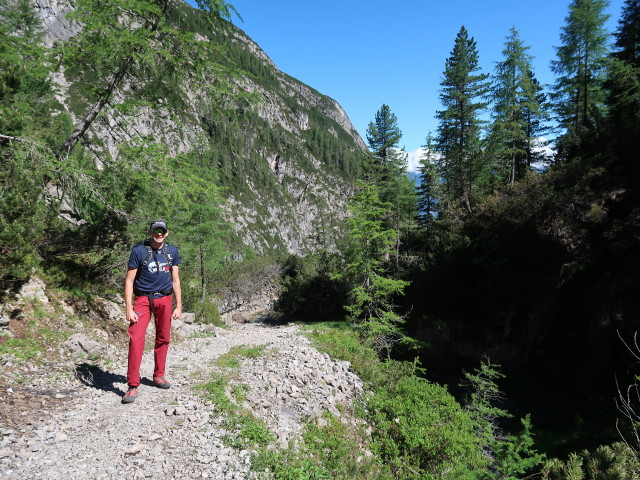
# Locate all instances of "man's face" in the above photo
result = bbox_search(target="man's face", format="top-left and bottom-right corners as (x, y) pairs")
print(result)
(149, 227), (169, 242)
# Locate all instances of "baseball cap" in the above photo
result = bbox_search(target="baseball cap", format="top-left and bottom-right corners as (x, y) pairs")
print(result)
(150, 220), (168, 231)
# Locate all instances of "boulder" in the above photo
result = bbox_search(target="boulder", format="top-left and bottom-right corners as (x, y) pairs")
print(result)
(61, 333), (106, 359)
(18, 277), (49, 304)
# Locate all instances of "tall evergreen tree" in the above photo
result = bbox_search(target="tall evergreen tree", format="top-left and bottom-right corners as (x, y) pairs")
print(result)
(416, 133), (441, 225)
(614, 0), (640, 65)
(489, 27), (547, 184)
(551, 0), (611, 159)
(606, 0), (640, 176)
(0, 0), (71, 286)
(365, 104), (405, 183)
(523, 71), (550, 169)
(342, 181), (411, 356)
(435, 26), (490, 214)
(365, 104), (417, 267)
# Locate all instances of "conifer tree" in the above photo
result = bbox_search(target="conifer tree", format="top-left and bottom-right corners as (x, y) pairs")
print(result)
(613, 0), (640, 65)
(606, 0), (640, 176)
(365, 104), (417, 267)
(342, 181), (411, 356)
(0, 0), (71, 285)
(416, 133), (441, 225)
(489, 27), (547, 184)
(365, 104), (406, 184)
(435, 26), (490, 215)
(551, 0), (611, 159)
(462, 359), (544, 480)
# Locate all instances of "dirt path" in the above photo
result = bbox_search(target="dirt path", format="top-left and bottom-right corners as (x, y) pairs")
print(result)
(0, 321), (361, 479)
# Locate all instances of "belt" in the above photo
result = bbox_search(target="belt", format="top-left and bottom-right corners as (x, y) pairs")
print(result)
(134, 288), (173, 297)
(134, 288), (173, 312)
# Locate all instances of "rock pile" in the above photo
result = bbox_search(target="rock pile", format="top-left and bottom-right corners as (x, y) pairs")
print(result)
(235, 344), (363, 447)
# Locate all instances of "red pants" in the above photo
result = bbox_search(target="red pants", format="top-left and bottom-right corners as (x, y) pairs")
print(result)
(127, 295), (173, 387)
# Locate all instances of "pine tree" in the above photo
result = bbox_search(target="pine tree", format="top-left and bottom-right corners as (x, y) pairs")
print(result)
(416, 133), (441, 225)
(365, 104), (405, 184)
(606, 0), (640, 177)
(435, 26), (490, 215)
(489, 27), (547, 184)
(341, 181), (411, 356)
(0, 0), (71, 286)
(365, 104), (417, 268)
(55, 0), (239, 159)
(551, 0), (611, 159)
(613, 0), (640, 65)
(462, 359), (544, 480)
(523, 71), (550, 169)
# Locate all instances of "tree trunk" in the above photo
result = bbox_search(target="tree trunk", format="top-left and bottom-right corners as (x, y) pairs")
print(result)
(56, 55), (134, 160)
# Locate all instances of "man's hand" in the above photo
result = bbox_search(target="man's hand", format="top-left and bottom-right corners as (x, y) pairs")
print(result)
(127, 308), (139, 324)
(172, 307), (182, 320)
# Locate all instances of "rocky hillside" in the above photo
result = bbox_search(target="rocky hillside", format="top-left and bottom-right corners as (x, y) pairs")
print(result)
(36, 0), (367, 255)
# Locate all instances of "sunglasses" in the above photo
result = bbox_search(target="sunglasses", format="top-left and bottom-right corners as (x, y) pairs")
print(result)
(152, 228), (167, 235)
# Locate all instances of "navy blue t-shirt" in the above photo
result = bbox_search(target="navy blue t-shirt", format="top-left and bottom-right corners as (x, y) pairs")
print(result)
(128, 241), (181, 296)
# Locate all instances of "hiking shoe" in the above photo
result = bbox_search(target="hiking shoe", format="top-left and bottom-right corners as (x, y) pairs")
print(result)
(153, 376), (171, 389)
(121, 387), (138, 404)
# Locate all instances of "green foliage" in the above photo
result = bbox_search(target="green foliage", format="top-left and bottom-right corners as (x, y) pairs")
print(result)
(0, 0), (72, 287)
(461, 359), (544, 479)
(55, 0), (239, 158)
(274, 253), (349, 322)
(0, 337), (42, 361)
(365, 104), (404, 180)
(215, 344), (267, 369)
(197, 347), (274, 449)
(489, 27), (548, 185)
(193, 301), (223, 327)
(417, 132), (442, 226)
(364, 104), (418, 268)
(541, 443), (640, 479)
(341, 182), (412, 355)
(494, 416), (546, 480)
(254, 413), (388, 480)
(302, 323), (486, 480)
(435, 25), (491, 215)
(551, 0), (611, 159)
(368, 364), (487, 480)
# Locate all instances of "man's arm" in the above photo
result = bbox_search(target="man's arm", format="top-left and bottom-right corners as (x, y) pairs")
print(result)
(125, 267), (139, 323)
(171, 265), (182, 320)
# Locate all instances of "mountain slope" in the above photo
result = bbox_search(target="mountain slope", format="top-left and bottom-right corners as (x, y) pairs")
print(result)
(37, 0), (367, 255)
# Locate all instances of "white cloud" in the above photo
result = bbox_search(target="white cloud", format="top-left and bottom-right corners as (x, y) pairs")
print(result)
(406, 147), (427, 173)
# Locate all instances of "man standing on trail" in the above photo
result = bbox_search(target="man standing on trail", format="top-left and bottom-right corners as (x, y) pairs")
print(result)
(122, 220), (182, 404)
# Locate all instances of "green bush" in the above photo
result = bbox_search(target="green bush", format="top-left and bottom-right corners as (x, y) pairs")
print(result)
(194, 300), (223, 327)
(275, 253), (349, 322)
(302, 323), (486, 480)
(540, 442), (640, 479)
(367, 366), (486, 480)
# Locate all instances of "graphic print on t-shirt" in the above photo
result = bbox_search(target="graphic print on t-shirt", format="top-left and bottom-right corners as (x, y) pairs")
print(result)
(148, 260), (171, 274)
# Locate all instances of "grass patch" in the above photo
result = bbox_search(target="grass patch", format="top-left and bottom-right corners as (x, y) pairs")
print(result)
(0, 337), (42, 361)
(252, 413), (388, 480)
(0, 312), (71, 362)
(300, 322), (381, 384)
(196, 346), (273, 450)
(215, 344), (268, 369)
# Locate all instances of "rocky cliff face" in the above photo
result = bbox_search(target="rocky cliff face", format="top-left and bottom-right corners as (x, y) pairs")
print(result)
(35, 0), (366, 255)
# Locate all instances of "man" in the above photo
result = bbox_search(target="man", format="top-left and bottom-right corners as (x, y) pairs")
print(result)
(122, 220), (182, 404)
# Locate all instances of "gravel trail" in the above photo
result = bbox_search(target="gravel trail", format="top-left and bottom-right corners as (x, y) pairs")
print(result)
(0, 321), (362, 479)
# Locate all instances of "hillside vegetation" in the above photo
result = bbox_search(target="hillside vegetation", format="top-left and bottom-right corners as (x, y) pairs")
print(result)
(3, 0), (640, 479)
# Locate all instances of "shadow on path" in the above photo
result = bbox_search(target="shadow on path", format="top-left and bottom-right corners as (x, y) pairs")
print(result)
(74, 363), (127, 396)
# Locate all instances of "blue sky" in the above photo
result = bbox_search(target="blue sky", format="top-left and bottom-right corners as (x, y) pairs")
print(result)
(187, 0), (625, 171)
